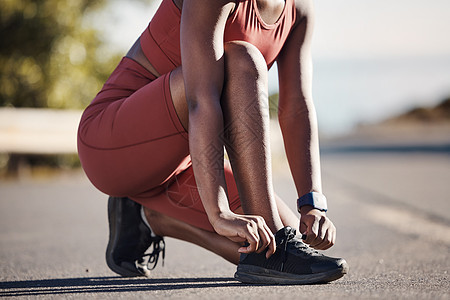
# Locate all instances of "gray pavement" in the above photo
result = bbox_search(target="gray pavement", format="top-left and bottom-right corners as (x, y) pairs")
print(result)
(0, 151), (449, 299)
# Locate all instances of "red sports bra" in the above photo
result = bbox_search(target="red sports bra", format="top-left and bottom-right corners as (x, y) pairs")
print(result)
(140, 0), (297, 75)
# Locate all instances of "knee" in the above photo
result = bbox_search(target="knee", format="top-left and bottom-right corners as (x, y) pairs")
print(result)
(224, 41), (267, 81)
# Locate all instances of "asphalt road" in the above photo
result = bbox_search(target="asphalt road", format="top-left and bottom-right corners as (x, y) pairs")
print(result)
(0, 151), (449, 299)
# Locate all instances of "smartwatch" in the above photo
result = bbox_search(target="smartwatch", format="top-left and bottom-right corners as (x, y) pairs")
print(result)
(297, 192), (328, 212)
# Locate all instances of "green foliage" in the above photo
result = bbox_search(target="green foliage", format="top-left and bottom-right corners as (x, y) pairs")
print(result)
(0, 0), (121, 109)
(0, 0), (153, 175)
(269, 92), (279, 119)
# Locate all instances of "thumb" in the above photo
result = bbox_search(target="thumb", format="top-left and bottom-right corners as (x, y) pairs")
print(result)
(300, 217), (315, 241)
(299, 219), (309, 236)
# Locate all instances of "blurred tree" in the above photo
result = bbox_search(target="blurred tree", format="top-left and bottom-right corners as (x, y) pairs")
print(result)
(0, 0), (151, 109)
(0, 0), (152, 176)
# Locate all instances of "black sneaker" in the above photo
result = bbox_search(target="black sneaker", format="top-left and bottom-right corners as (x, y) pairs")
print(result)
(235, 226), (348, 285)
(106, 196), (165, 277)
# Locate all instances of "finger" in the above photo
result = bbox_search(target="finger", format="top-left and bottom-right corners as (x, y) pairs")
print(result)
(255, 218), (272, 253)
(238, 237), (258, 253)
(325, 226), (337, 250)
(332, 227), (336, 245)
(316, 223), (336, 250)
(320, 240), (333, 250)
(258, 222), (276, 258)
(299, 220), (307, 238)
(304, 218), (319, 245)
(310, 218), (327, 248)
(313, 228), (331, 250)
(299, 219), (311, 243)
(309, 236), (322, 248)
(266, 230), (276, 259)
(238, 223), (259, 253)
(256, 228), (270, 253)
(318, 223), (336, 250)
(228, 236), (247, 243)
(253, 218), (276, 257)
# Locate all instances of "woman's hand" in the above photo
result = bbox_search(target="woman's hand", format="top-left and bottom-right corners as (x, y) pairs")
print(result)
(299, 206), (336, 250)
(211, 211), (276, 258)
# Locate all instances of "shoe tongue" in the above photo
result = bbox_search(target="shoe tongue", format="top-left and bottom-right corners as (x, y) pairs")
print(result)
(275, 226), (296, 244)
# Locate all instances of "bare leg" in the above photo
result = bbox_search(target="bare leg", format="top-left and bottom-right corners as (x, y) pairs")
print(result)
(144, 207), (241, 264)
(143, 193), (299, 266)
(275, 195), (300, 229)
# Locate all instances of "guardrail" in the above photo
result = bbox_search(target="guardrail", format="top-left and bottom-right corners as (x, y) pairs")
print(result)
(0, 108), (82, 154)
(0, 108), (288, 157)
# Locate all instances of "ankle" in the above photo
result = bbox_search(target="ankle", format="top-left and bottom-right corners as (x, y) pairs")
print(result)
(268, 218), (285, 235)
(143, 207), (165, 237)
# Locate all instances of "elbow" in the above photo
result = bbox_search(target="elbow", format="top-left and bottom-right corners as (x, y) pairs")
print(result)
(186, 88), (222, 113)
(186, 97), (199, 114)
(186, 95), (223, 122)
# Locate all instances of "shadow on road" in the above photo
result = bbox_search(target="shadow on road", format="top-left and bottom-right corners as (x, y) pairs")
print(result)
(0, 276), (240, 297)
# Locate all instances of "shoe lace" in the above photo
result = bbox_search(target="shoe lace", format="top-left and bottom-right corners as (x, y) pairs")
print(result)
(291, 239), (319, 256)
(279, 230), (296, 272)
(279, 231), (320, 272)
(142, 237), (166, 270)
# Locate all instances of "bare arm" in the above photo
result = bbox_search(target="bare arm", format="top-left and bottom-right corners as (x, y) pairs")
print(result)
(180, 0), (275, 256)
(277, 0), (320, 197)
(276, 0), (335, 250)
(181, 0), (231, 225)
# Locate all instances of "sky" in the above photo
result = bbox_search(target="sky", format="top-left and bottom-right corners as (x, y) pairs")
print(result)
(91, 0), (450, 134)
(97, 0), (450, 60)
(312, 0), (450, 60)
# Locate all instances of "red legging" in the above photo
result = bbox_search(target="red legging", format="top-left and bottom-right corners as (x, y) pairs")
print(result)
(77, 57), (241, 232)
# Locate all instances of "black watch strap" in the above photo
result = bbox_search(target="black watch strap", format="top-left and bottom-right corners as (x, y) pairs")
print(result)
(297, 192), (328, 212)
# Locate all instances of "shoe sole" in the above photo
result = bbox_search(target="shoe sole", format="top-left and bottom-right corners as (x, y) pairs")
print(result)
(234, 260), (349, 285)
(105, 197), (145, 277)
